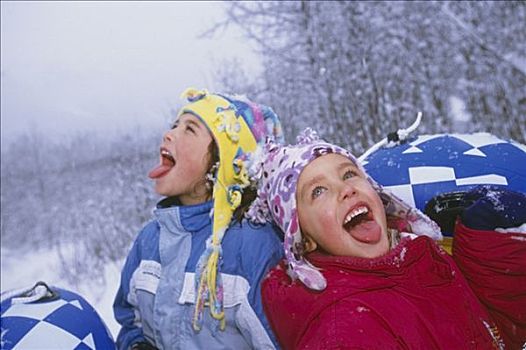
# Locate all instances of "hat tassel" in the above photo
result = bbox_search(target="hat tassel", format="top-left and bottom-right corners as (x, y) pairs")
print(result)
(192, 236), (226, 332)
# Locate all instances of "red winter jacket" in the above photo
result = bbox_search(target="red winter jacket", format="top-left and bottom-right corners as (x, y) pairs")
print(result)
(453, 221), (526, 349)
(263, 236), (501, 350)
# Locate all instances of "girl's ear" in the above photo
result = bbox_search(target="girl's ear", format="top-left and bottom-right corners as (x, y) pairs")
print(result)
(303, 234), (318, 253)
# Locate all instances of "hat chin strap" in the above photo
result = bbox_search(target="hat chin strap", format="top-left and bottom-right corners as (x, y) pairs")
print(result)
(290, 258), (327, 291)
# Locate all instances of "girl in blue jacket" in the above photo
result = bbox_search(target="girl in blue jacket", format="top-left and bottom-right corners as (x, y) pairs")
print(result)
(113, 88), (284, 350)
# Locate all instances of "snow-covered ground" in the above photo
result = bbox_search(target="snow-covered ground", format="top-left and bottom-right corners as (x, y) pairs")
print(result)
(1, 246), (123, 339)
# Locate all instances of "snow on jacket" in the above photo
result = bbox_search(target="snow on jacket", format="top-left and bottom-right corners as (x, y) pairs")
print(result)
(114, 199), (283, 350)
(454, 221), (526, 349)
(262, 236), (502, 350)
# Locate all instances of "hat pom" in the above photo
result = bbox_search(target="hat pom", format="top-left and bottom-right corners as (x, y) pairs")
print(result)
(247, 136), (282, 182)
(245, 137), (282, 224)
(245, 195), (271, 224)
(246, 144), (266, 183)
(181, 88), (210, 102)
(296, 127), (320, 145)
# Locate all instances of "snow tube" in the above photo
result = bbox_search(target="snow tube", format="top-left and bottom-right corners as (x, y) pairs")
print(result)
(1, 281), (115, 350)
(361, 133), (526, 237)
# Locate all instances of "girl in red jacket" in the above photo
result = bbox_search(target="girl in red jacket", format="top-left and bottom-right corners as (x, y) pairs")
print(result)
(247, 128), (505, 349)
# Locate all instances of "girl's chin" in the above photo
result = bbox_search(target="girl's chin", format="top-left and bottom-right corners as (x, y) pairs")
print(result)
(357, 238), (390, 258)
(154, 182), (173, 197)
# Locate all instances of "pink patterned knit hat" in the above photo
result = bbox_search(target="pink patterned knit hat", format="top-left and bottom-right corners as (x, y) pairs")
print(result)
(247, 128), (441, 290)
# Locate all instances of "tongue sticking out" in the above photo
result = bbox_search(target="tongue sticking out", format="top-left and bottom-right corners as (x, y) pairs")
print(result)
(149, 152), (175, 179)
(148, 164), (172, 179)
(348, 220), (382, 244)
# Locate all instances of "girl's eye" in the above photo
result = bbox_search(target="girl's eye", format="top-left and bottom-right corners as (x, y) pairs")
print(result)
(343, 170), (357, 180)
(171, 121), (179, 130)
(186, 125), (195, 134)
(311, 186), (326, 199)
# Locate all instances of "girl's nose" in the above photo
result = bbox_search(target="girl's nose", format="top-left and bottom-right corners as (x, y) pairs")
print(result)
(163, 129), (174, 142)
(339, 182), (357, 201)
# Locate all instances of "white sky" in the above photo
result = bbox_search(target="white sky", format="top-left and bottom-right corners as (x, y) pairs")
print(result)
(0, 1), (261, 145)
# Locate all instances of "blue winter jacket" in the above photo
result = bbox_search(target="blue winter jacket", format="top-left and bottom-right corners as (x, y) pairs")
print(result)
(113, 199), (283, 350)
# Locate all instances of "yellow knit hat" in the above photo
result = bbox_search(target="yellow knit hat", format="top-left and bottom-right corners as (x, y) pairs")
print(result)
(178, 88), (283, 331)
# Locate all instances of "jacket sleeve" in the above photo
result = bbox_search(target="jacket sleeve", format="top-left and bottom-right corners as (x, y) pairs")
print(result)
(237, 223), (284, 349)
(113, 234), (146, 350)
(454, 187), (526, 349)
(262, 262), (298, 350)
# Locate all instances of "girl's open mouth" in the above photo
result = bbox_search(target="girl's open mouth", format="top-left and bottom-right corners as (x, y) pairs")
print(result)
(343, 205), (382, 243)
(148, 148), (176, 179)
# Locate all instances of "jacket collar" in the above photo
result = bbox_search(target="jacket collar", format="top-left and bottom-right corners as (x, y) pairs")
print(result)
(154, 197), (213, 233)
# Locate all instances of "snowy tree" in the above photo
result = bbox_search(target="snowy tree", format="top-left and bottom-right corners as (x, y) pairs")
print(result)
(1, 128), (161, 284)
(214, 1), (526, 153)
